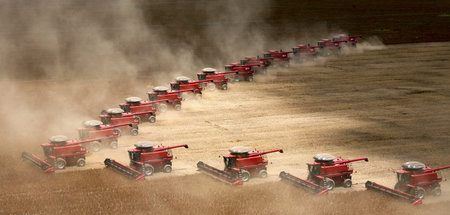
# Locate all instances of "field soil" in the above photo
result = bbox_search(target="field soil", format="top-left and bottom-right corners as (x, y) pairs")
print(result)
(1, 42), (449, 214)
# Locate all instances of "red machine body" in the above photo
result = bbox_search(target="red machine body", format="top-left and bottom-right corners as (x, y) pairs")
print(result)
(121, 96), (180, 114)
(22, 135), (89, 172)
(265, 49), (292, 67)
(223, 63), (255, 82)
(196, 68), (229, 90)
(333, 34), (362, 47)
(292, 44), (318, 63)
(77, 120), (122, 151)
(149, 85), (201, 102)
(101, 107), (156, 124)
(198, 146), (283, 183)
(315, 39), (343, 56)
(99, 111), (140, 136)
(128, 142), (189, 176)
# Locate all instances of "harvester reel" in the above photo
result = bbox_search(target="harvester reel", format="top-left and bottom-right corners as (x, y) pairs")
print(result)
(321, 177), (335, 190)
(343, 179), (352, 188)
(158, 103), (168, 113)
(77, 158), (86, 167)
(239, 170), (251, 182)
(55, 158), (66, 170)
(141, 164), (154, 176)
(163, 164), (172, 173)
(131, 128), (139, 136)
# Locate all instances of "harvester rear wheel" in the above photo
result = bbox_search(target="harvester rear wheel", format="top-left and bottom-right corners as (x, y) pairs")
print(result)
(207, 83), (216, 91)
(90, 141), (101, 152)
(321, 178), (335, 190)
(431, 186), (441, 196)
(141, 164), (154, 176)
(239, 170), (250, 182)
(413, 187), (426, 199)
(148, 116), (156, 123)
(343, 179), (352, 188)
(158, 103), (168, 113)
(77, 158), (86, 167)
(110, 141), (118, 149)
(163, 164), (172, 173)
(221, 84), (228, 90)
(258, 170), (268, 178)
(131, 128), (139, 136)
(247, 75), (254, 82)
(55, 158), (66, 170)
(174, 104), (182, 111)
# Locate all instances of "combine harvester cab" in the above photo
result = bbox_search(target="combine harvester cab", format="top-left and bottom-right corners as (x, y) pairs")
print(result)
(149, 85), (201, 102)
(366, 161), (450, 204)
(196, 68), (228, 90)
(223, 63), (255, 82)
(78, 120), (120, 151)
(292, 44), (318, 63)
(197, 146), (284, 184)
(101, 107), (156, 124)
(280, 153), (368, 194)
(333, 34), (362, 47)
(22, 135), (88, 172)
(106, 141), (189, 179)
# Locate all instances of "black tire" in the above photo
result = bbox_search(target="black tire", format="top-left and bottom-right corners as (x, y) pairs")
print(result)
(247, 75), (254, 82)
(131, 128), (139, 136)
(90, 141), (101, 152)
(148, 115), (156, 123)
(158, 103), (168, 113)
(77, 158), (86, 167)
(343, 179), (352, 188)
(258, 169), (268, 178)
(163, 164), (172, 173)
(413, 187), (426, 199)
(431, 186), (441, 196)
(239, 170), (251, 182)
(221, 83), (228, 90)
(141, 164), (154, 176)
(321, 177), (335, 190)
(113, 128), (121, 137)
(207, 83), (216, 91)
(55, 158), (66, 170)
(174, 104), (182, 111)
(109, 140), (118, 149)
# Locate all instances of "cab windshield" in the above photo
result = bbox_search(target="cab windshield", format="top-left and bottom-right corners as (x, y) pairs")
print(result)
(170, 83), (180, 91)
(128, 151), (141, 162)
(307, 164), (321, 176)
(263, 53), (271, 58)
(318, 42), (325, 46)
(240, 60), (248, 65)
(100, 116), (111, 125)
(148, 94), (158, 101)
(197, 74), (206, 80)
(225, 66), (233, 71)
(397, 173), (411, 184)
(224, 157), (236, 168)
(42, 146), (53, 157)
(78, 129), (89, 140)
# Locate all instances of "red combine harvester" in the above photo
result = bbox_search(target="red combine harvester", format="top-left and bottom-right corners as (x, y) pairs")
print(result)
(197, 146), (284, 185)
(78, 120), (120, 151)
(196, 68), (229, 90)
(366, 161), (450, 205)
(99, 110), (140, 135)
(240, 57), (266, 75)
(101, 107), (156, 124)
(264, 49), (292, 67)
(170, 76), (208, 93)
(121, 96), (180, 114)
(291, 44), (318, 63)
(22, 135), (88, 172)
(104, 141), (189, 179)
(315, 39), (344, 56)
(223, 63), (255, 82)
(149, 85), (201, 102)
(280, 154), (368, 194)
(333, 34), (362, 47)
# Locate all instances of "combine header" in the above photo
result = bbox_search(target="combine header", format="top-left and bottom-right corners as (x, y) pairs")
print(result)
(279, 154), (368, 194)
(196, 68), (229, 90)
(22, 135), (88, 172)
(104, 158), (145, 181)
(197, 146), (284, 184)
(105, 141), (189, 178)
(279, 171), (328, 195)
(366, 161), (450, 204)
(101, 107), (156, 124)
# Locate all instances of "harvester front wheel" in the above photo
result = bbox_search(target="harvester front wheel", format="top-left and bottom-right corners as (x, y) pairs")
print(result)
(195, 93), (202, 100)
(343, 179), (352, 188)
(163, 164), (172, 173)
(412, 187), (426, 199)
(77, 158), (86, 167)
(55, 158), (66, 170)
(141, 164), (154, 176)
(221, 84), (228, 90)
(158, 103), (168, 113)
(110, 141), (118, 149)
(258, 170), (268, 178)
(90, 141), (101, 152)
(321, 178), (335, 190)
(131, 128), (139, 136)
(207, 83), (216, 91)
(148, 116), (156, 123)
(431, 186), (441, 196)
(174, 104), (182, 111)
(239, 170), (250, 182)
(247, 75), (254, 82)
(113, 128), (121, 137)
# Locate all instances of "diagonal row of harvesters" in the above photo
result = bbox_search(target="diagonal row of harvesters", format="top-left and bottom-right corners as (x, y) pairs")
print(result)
(21, 34), (448, 205)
